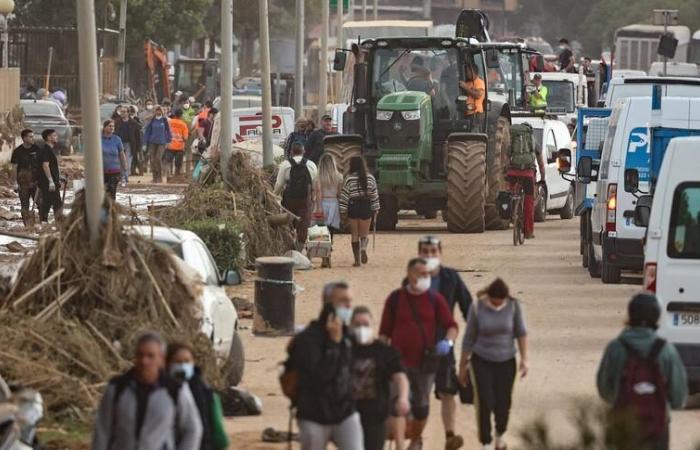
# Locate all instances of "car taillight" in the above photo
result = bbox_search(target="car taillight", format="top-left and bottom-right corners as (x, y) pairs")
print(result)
(606, 184), (617, 233)
(643, 262), (657, 293)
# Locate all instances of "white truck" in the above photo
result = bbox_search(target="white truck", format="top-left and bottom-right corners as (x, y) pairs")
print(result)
(634, 137), (700, 393)
(538, 72), (587, 125)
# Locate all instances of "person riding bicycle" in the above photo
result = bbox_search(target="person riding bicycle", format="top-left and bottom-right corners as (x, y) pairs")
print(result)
(506, 123), (546, 239)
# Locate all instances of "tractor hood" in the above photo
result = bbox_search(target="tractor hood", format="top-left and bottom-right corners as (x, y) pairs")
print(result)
(377, 91), (430, 111)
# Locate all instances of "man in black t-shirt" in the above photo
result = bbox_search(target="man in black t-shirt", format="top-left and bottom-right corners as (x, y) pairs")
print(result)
(350, 306), (409, 450)
(557, 38), (575, 73)
(37, 129), (63, 223)
(10, 129), (41, 227)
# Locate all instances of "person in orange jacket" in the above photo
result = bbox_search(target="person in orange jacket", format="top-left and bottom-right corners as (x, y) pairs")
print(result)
(164, 109), (189, 179)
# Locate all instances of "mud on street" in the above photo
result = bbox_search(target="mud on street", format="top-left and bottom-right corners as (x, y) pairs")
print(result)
(230, 215), (700, 450)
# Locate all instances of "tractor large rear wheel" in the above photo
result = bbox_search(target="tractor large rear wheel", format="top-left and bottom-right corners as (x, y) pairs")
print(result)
(446, 138), (487, 233)
(324, 140), (362, 175)
(485, 116), (510, 230)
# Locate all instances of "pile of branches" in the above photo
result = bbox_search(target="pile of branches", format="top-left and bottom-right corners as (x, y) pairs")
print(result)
(0, 193), (222, 418)
(0, 104), (24, 148)
(159, 152), (295, 265)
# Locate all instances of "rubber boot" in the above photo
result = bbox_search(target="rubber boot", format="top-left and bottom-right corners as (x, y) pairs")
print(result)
(352, 241), (361, 267)
(20, 209), (30, 227)
(360, 237), (369, 264)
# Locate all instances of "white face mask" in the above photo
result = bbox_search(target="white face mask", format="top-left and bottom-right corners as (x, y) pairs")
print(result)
(353, 326), (374, 345)
(146, 104), (154, 110)
(424, 257), (440, 272)
(183, 103), (191, 110)
(155, 114), (163, 119)
(414, 276), (431, 293)
(335, 306), (353, 325)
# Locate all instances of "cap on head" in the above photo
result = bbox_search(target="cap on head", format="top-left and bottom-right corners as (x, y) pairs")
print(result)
(559, 38), (569, 45)
(628, 293), (661, 329)
(321, 114), (332, 122)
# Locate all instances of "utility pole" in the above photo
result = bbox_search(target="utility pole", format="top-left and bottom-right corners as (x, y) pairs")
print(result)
(362, 0), (367, 21)
(220, 0), (233, 181)
(116, 0), (127, 99)
(373, 0), (378, 20)
(259, 0), (274, 167)
(294, 0), (304, 119)
(336, 0), (343, 104)
(337, 0), (344, 47)
(76, 0), (104, 244)
(319, 0), (329, 118)
(423, 0), (431, 19)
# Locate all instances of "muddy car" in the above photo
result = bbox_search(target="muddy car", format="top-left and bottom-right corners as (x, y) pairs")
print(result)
(20, 100), (73, 155)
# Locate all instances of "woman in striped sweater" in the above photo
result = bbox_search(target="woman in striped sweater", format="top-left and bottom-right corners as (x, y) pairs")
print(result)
(339, 156), (380, 266)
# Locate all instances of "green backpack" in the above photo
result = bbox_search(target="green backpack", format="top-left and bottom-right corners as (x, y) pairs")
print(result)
(509, 123), (536, 169)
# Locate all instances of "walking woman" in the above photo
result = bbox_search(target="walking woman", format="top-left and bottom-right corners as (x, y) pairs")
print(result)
(339, 156), (380, 267)
(458, 278), (528, 450)
(314, 153), (343, 268)
(101, 119), (127, 200)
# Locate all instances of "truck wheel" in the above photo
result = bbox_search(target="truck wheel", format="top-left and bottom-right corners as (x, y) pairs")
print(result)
(376, 194), (398, 231)
(324, 140), (362, 175)
(447, 138), (486, 233)
(534, 184), (547, 222)
(588, 227), (601, 278)
(601, 249), (622, 284)
(485, 116), (510, 230)
(581, 213), (589, 268)
(559, 186), (575, 220)
(226, 331), (245, 386)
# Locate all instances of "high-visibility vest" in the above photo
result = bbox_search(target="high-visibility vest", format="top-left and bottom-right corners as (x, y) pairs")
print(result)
(530, 85), (548, 109)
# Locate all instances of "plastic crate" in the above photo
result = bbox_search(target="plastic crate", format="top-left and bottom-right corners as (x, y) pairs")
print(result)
(306, 225), (332, 259)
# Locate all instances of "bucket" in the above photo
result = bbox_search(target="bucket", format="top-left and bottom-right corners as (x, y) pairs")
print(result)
(253, 256), (295, 336)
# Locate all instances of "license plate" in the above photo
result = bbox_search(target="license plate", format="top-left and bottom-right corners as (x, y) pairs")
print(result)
(673, 312), (700, 327)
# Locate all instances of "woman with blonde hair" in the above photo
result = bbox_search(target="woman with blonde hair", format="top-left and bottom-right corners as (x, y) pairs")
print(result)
(314, 153), (343, 267)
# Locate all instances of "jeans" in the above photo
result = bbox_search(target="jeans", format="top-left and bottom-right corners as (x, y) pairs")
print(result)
(122, 143), (131, 182)
(38, 185), (63, 222)
(163, 149), (184, 178)
(471, 354), (517, 445)
(104, 173), (121, 200)
(298, 412), (363, 450)
(148, 144), (166, 183)
(405, 367), (436, 421)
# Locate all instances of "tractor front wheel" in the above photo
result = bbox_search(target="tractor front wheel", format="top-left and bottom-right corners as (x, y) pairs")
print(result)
(446, 138), (486, 233)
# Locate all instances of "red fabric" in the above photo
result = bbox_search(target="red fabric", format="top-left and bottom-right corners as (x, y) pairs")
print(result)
(507, 168), (536, 236)
(379, 288), (458, 369)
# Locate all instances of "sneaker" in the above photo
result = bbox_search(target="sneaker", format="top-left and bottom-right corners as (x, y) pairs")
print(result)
(445, 434), (464, 450)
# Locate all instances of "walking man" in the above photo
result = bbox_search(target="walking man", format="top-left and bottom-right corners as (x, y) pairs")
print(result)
(114, 105), (143, 179)
(286, 281), (363, 450)
(379, 258), (458, 450)
(274, 142), (318, 251)
(91, 331), (202, 450)
(11, 129), (41, 228)
(304, 114), (337, 164)
(165, 109), (189, 179)
(37, 129), (63, 223)
(144, 105), (172, 184)
(597, 293), (687, 450)
(417, 236), (472, 450)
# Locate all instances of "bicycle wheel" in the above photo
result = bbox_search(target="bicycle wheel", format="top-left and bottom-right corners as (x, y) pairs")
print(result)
(517, 197), (525, 245)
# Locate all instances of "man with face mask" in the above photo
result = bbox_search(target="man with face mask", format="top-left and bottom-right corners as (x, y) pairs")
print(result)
(350, 306), (410, 450)
(416, 236), (473, 450)
(287, 281), (363, 450)
(379, 258), (458, 450)
(114, 105), (143, 179)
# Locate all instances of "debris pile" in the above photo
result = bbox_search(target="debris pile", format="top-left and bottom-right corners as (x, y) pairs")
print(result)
(159, 152), (295, 265)
(0, 193), (221, 418)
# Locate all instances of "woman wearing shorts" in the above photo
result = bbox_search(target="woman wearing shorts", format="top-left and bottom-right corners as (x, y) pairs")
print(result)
(339, 156), (380, 267)
(314, 153), (343, 268)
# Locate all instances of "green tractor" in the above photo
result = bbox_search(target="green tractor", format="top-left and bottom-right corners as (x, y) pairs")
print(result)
(325, 33), (512, 232)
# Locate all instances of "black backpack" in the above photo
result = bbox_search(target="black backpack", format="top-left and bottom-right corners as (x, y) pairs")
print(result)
(284, 158), (312, 200)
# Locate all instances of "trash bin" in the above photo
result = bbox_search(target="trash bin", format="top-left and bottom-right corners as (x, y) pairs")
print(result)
(253, 256), (295, 336)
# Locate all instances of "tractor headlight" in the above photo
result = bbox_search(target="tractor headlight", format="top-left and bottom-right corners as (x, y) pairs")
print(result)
(401, 110), (421, 121)
(376, 110), (393, 121)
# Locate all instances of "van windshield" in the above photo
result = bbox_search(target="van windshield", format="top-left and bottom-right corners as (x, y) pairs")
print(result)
(668, 183), (700, 259)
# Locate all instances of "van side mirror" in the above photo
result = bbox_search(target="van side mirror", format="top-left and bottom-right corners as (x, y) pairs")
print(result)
(557, 148), (572, 173)
(634, 195), (653, 227)
(577, 156), (593, 183)
(333, 51), (347, 71)
(485, 49), (501, 69)
(222, 269), (242, 286)
(624, 168), (640, 193)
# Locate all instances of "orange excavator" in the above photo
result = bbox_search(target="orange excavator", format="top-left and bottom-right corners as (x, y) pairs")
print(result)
(144, 39), (171, 102)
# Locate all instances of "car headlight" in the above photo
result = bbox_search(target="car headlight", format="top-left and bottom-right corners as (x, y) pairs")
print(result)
(376, 110), (393, 121)
(401, 110), (421, 121)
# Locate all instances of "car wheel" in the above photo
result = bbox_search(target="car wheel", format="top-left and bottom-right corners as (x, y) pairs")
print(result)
(601, 248), (622, 284)
(534, 184), (547, 223)
(559, 186), (575, 220)
(588, 224), (601, 278)
(226, 331), (245, 386)
(581, 214), (589, 268)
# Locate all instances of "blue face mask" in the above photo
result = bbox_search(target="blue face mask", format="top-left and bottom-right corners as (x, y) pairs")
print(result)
(335, 306), (353, 325)
(170, 362), (195, 381)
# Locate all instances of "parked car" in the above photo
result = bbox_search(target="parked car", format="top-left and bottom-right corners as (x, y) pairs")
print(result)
(20, 99), (73, 155)
(130, 225), (244, 386)
(636, 137), (700, 393)
(512, 115), (575, 221)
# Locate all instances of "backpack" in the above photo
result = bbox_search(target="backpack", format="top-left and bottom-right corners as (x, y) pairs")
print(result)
(284, 158), (312, 200)
(509, 123), (536, 169)
(614, 338), (668, 439)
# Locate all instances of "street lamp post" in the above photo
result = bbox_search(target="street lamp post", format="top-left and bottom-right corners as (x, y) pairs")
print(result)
(0, 0), (15, 68)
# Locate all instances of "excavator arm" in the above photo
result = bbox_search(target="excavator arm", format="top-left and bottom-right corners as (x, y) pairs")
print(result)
(144, 39), (171, 102)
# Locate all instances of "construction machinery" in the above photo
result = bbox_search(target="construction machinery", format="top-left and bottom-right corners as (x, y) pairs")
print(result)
(144, 40), (171, 103)
(325, 10), (517, 232)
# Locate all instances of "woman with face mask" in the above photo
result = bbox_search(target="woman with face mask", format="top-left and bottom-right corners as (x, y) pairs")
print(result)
(143, 105), (172, 183)
(166, 342), (230, 450)
(351, 306), (410, 450)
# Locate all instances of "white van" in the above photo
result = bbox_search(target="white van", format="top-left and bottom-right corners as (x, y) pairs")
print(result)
(603, 76), (700, 107)
(231, 106), (295, 147)
(586, 96), (700, 283)
(648, 62), (699, 78)
(512, 116), (575, 220)
(639, 137), (700, 392)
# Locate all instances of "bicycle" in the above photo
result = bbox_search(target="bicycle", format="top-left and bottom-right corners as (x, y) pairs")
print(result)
(510, 180), (525, 246)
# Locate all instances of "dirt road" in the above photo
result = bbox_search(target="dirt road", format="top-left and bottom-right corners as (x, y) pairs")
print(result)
(231, 214), (700, 449)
